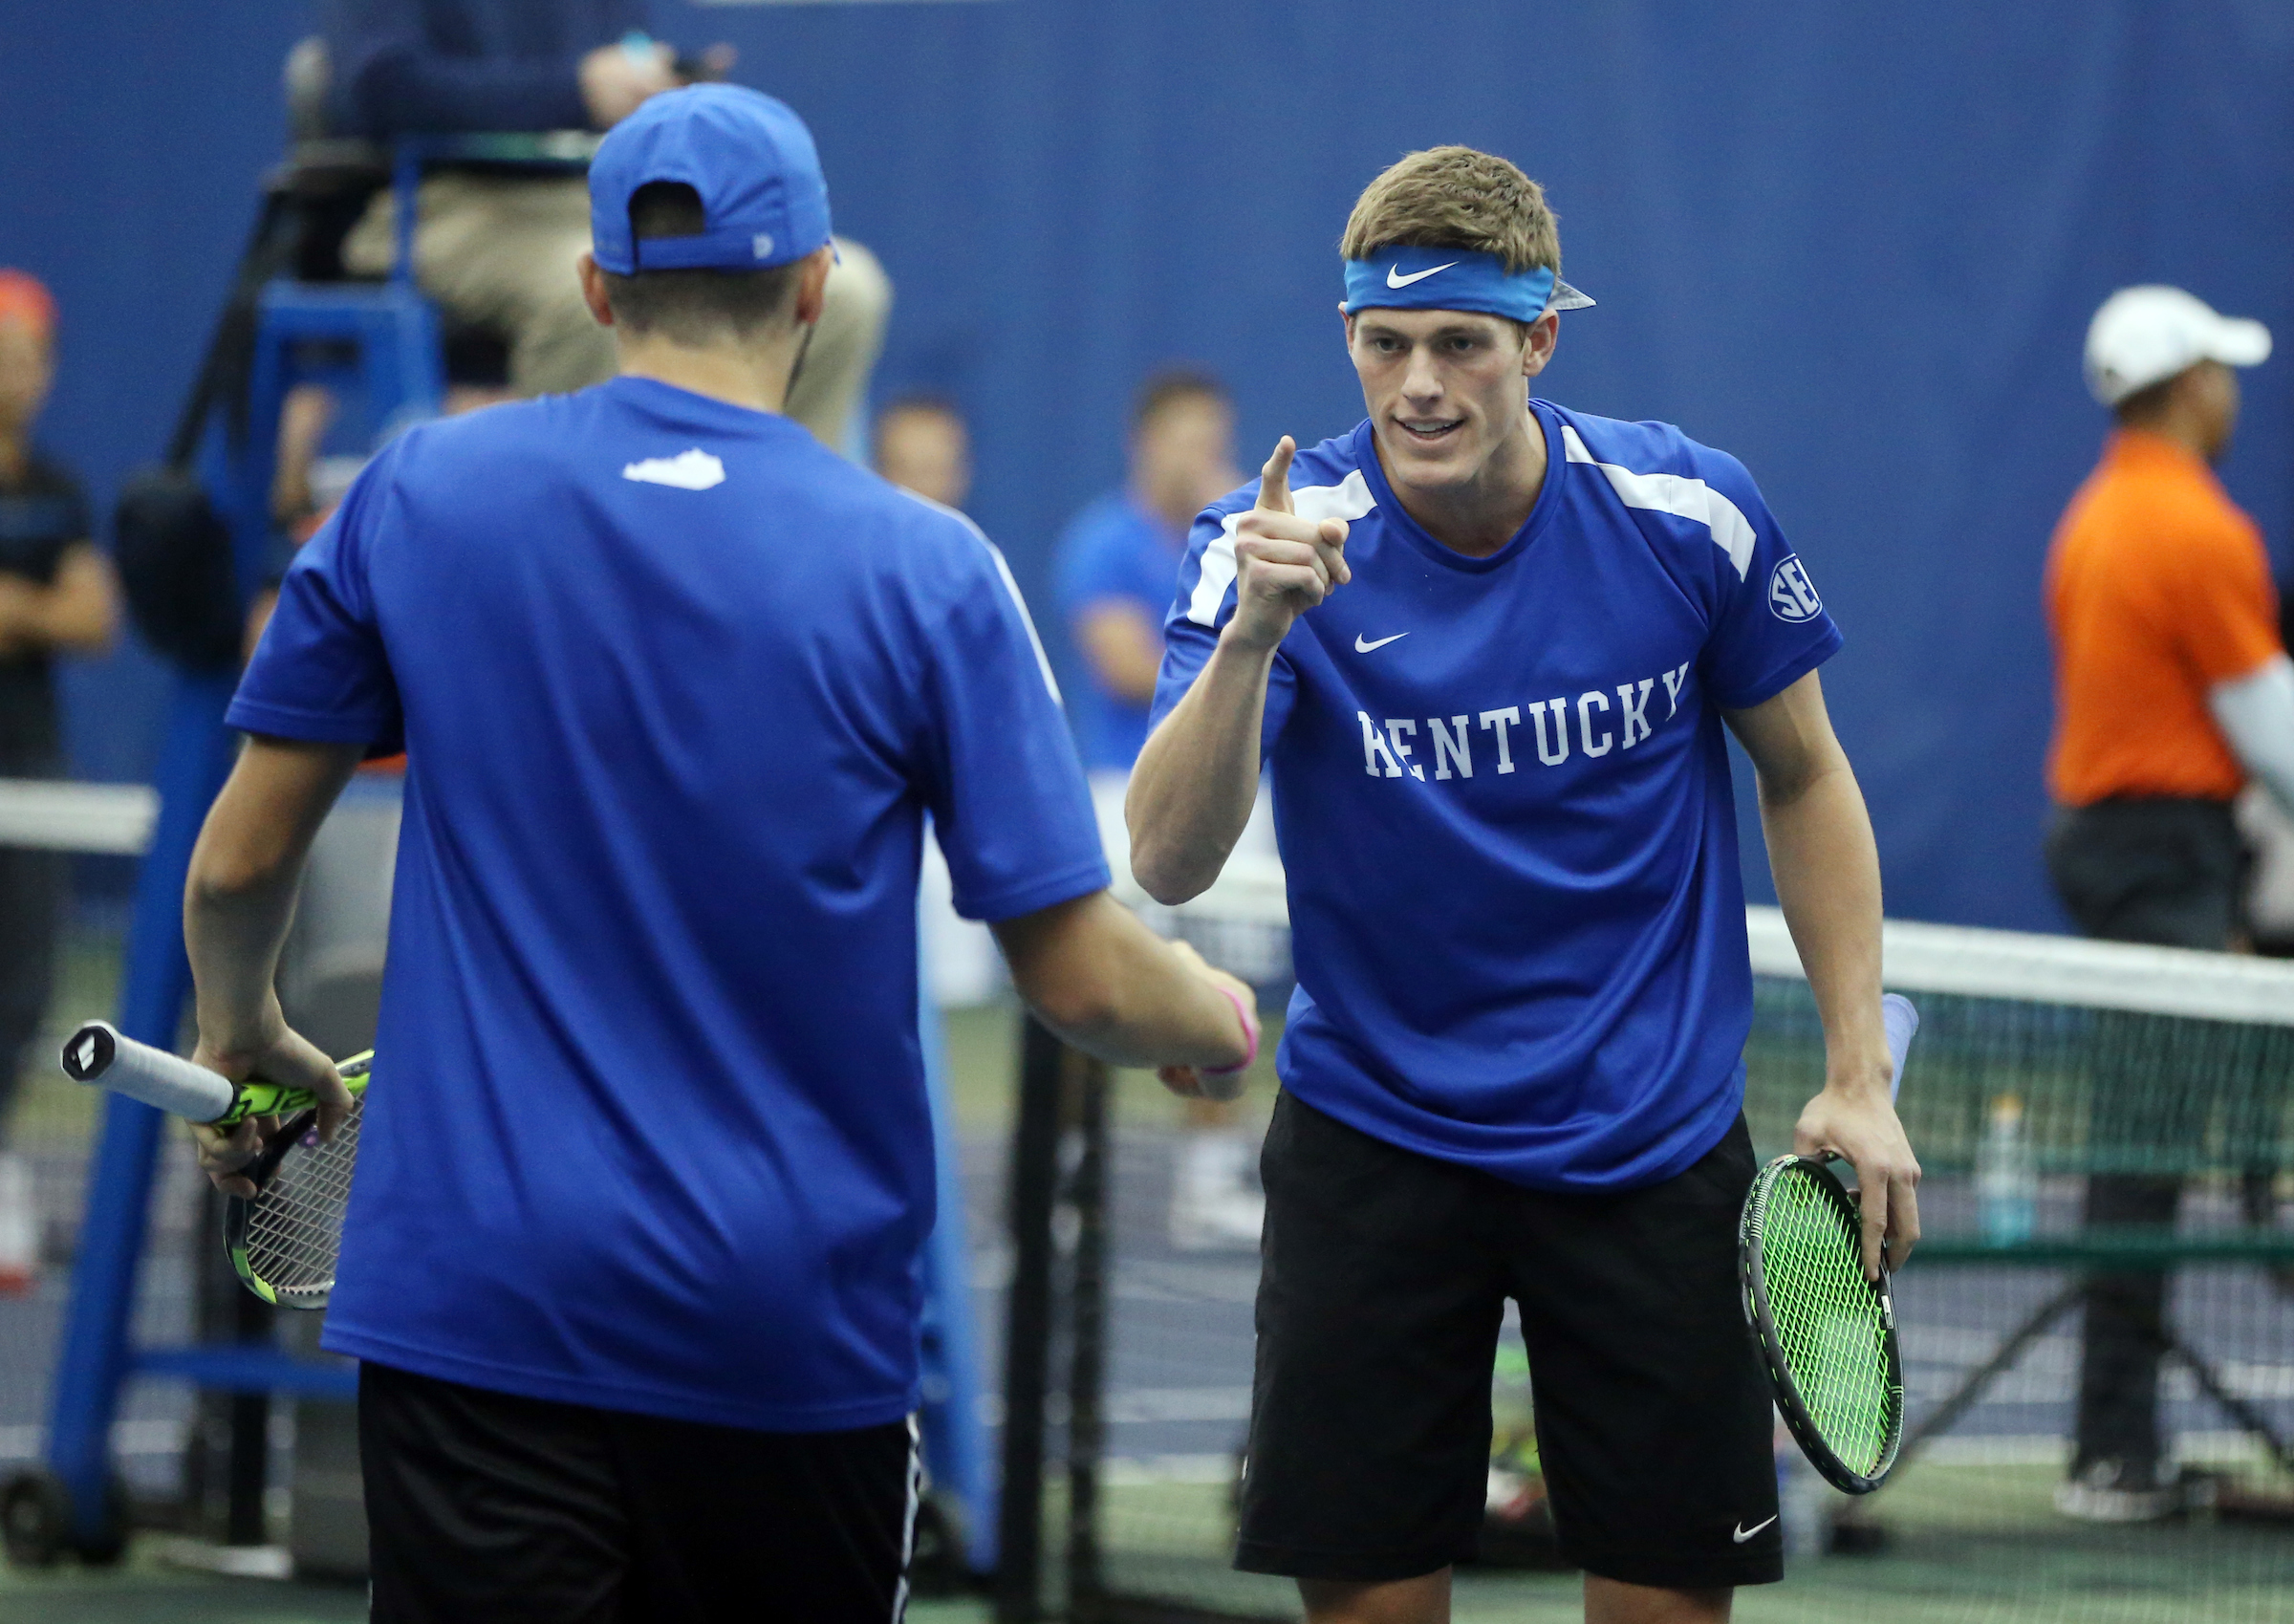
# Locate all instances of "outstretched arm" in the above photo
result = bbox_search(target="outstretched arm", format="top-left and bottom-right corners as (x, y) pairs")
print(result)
(327, 0), (669, 136)
(1725, 669), (1919, 1277)
(992, 891), (1256, 1092)
(1128, 438), (1350, 903)
(184, 735), (363, 1193)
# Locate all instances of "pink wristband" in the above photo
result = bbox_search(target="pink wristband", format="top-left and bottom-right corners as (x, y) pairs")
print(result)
(1202, 985), (1260, 1075)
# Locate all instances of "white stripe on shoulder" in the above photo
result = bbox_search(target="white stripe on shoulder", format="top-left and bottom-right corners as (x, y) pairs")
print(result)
(1186, 467), (1377, 627)
(1560, 423), (1755, 581)
(900, 487), (1064, 704)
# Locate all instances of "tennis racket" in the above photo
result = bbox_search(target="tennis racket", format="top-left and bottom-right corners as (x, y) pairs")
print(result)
(62, 1021), (372, 1310)
(1739, 992), (1919, 1495)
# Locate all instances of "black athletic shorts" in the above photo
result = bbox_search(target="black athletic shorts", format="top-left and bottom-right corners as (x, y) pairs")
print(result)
(360, 1361), (921, 1623)
(1237, 1093), (1782, 1592)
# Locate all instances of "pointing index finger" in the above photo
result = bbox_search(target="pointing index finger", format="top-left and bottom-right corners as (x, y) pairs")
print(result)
(1255, 437), (1296, 515)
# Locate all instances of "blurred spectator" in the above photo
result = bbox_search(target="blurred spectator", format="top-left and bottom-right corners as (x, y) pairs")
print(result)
(317, 2), (891, 451)
(874, 395), (970, 511)
(2044, 285), (2294, 1521)
(249, 381), (493, 666)
(1052, 370), (1263, 1250)
(0, 271), (120, 1293)
(873, 395), (1000, 1007)
(1054, 371), (1240, 775)
(271, 383), (357, 544)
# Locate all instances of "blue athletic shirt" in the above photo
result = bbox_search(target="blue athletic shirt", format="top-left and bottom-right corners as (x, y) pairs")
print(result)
(1150, 401), (1842, 1191)
(1052, 491), (1189, 770)
(230, 377), (1108, 1430)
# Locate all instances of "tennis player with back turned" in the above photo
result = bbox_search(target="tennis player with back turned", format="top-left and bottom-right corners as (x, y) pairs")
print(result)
(1127, 147), (1922, 1623)
(181, 86), (1257, 1621)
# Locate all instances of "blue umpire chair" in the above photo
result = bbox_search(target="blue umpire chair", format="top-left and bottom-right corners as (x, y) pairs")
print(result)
(0, 133), (993, 1579)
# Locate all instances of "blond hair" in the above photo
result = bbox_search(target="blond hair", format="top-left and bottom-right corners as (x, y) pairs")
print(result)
(1340, 146), (1560, 278)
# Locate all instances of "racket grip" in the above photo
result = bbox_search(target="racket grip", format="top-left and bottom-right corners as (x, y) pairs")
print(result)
(1881, 994), (1919, 1104)
(60, 1021), (237, 1123)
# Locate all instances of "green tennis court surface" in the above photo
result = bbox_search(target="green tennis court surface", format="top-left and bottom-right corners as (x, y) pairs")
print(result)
(1079, 1467), (2294, 1624)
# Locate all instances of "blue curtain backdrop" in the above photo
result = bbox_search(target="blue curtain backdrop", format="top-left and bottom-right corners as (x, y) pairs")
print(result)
(4, 0), (2290, 931)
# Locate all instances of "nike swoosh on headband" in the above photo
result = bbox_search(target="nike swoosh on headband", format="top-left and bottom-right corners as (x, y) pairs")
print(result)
(1386, 262), (1458, 290)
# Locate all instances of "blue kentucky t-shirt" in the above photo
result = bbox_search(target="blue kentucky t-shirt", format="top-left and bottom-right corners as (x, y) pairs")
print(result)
(1151, 401), (1842, 1192)
(231, 378), (1108, 1430)
(1052, 491), (1189, 771)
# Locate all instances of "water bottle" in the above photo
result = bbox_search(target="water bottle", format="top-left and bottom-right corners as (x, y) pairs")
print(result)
(1976, 1093), (2038, 1245)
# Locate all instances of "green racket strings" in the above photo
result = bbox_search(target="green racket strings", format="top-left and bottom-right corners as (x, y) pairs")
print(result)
(1757, 1167), (1897, 1477)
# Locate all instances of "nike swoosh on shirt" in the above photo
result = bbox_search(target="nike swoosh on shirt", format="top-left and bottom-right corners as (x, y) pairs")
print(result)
(1354, 633), (1409, 653)
(1386, 261), (1459, 290)
(1733, 1516), (1778, 1544)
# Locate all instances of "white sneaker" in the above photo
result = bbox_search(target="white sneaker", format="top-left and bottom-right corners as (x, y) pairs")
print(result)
(2055, 1460), (2177, 1523)
(1170, 1184), (1266, 1251)
(0, 1152), (35, 1296)
(1169, 1129), (1264, 1251)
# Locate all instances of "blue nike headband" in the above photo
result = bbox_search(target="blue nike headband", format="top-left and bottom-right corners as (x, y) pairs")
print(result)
(1341, 244), (1595, 321)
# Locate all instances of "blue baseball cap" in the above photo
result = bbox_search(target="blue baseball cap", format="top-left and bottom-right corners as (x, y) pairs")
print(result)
(589, 84), (833, 274)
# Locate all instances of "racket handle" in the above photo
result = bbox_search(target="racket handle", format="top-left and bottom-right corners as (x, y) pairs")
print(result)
(1881, 994), (1919, 1104)
(60, 1021), (237, 1123)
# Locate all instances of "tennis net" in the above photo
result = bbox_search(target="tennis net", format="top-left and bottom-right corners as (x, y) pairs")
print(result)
(998, 870), (2294, 1624)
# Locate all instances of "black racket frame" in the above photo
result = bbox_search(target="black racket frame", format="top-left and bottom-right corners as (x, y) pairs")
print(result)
(1739, 1154), (1905, 1495)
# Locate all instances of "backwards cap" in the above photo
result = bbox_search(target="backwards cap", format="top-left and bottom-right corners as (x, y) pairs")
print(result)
(590, 85), (833, 274)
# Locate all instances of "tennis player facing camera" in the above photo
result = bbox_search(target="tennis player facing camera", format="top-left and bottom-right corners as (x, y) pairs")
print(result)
(181, 86), (1255, 1622)
(1128, 147), (1920, 1623)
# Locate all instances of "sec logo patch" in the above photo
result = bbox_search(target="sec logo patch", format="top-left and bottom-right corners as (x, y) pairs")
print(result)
(1768, 556), (1823, 623)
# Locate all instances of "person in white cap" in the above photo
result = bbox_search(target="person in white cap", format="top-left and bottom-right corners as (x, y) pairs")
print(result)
(2045, 285), (2294, 1523)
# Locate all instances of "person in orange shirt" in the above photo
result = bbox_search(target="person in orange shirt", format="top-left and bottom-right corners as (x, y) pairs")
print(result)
(2044, 284), (2294, 1523)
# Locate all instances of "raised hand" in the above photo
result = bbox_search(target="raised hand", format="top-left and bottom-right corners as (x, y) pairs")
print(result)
(1223, 437), (1351, 654)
